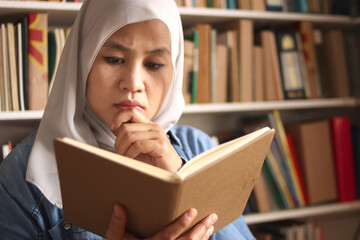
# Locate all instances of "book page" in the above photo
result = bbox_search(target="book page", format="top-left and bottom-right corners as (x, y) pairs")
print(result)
(178, 127), (272, 178)
(58, 138), (180, 182)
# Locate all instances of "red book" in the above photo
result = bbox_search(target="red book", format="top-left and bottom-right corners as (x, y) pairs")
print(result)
(330, 116), (356, 202)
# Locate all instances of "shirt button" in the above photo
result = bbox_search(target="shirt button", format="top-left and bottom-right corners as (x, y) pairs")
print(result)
(64, 222), (72, 230)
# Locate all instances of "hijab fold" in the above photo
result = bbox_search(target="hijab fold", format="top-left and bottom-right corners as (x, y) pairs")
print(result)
(26, 0), (184, 208)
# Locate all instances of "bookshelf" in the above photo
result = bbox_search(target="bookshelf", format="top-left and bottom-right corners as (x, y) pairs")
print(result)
(1, 1), (360, 238)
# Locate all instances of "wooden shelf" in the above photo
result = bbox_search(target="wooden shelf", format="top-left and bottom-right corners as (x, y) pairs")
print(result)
(0, 1), (81, 26)
(179, 7), (353, 27)
(0, 1), (354, 28)
(183, 98), (357, 114)
(0, 98), (357, 120)
(0, 110), (43, 121)
(244, 201), (360, 224)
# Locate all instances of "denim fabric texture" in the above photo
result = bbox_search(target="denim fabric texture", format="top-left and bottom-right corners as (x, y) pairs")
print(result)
(0, 125), (255, 240)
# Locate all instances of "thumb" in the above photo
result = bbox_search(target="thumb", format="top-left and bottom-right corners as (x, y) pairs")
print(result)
(106, 204), (127, 240)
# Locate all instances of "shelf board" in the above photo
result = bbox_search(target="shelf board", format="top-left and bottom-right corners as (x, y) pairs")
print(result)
(183, 98), (357, 114)
(0, 1), (81, 26)
(0, 110), (43, 120)
(179, 7), (352, 27)
(0, 98), (357, 120)
(0, 1), (353, 27)
(244, 200), (360, 224)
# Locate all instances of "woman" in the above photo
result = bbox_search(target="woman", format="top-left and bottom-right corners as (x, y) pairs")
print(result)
(0, 0), (255, 239)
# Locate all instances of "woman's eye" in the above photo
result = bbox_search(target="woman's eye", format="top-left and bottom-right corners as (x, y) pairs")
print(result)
(104, 57), (124, 64)
(146, 62), (164, 70)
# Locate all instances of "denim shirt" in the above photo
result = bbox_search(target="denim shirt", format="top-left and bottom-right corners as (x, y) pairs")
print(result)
(0, 125), (255, 240)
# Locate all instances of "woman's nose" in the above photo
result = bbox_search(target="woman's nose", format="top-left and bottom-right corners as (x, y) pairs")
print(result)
(118, 62), (145, 92)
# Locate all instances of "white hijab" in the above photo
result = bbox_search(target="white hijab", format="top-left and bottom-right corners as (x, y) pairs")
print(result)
(26, 0), (184, 208)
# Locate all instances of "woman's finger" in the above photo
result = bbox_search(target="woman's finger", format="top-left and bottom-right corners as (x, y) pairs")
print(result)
(105, 204), (127, 240)
(151, 208), (198, 240)
(179, 213), (218, 240)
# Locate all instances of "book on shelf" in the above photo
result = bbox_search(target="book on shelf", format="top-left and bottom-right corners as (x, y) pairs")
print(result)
(322, 29), (350, 98)
(352, 124), (360, 199)
(285, 120), (338, 205)
(330, 116), (357, 202)
(28, 13), (48, 110)
(0, 25), (5, 111)
(222, 19), (254, 102)
(275, 31), (306, 100)
(194, 23), (211, 103)
(7, 22), (20, 112)
(183, 39), (194, 104)
(259, 30), (284, 101)
(218, 29), (239, 102)
(1, 23), (12, 111)
(53, 127), (275, 238)
(214, 35), (228, 103)
(298, 21), (321, 99)
(16, 21), (25, 111)
(344, 32), (360, 98)
(253, 45), (265, 101)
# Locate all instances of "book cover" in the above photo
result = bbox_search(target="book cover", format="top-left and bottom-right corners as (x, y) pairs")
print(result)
(265, 0), (283, 11)
(275, 32), (306, 100)
(0, 26), (4, 111)
(20, 16), (29, 110)
(222, 19), (254, 102)
(322, 30), (350, 98)
(183, 39), (194, 104)
(330, 116), (357, 202)
(195, 24), (211, 103)
(7, 22), (20, 111)
(16, 22), (25, 111)
(352, 125), (360, 199)
(260, 30), (284, 101)
(299, 21), (321, 99)
(217, 30), (238, 102)
(54, 127), (275, 238)
(28, 13), (48, 110)
(214, 39), (228, 103)
(285, 120), (337, 204)
(1, 23), (12, 111)
(253, 45), (264, 101)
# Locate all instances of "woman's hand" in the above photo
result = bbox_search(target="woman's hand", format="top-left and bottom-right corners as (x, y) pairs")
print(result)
(111, 109), (183, 172)
(106, 204), (218, 240)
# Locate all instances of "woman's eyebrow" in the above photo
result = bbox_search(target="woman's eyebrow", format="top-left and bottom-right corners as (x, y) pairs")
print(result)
(103, 41), (170, 55)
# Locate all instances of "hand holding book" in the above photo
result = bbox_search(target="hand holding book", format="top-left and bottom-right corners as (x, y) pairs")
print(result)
(54, 127), (274, 238)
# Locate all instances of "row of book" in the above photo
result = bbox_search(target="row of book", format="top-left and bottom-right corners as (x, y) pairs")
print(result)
(0, 13), (68, 112)
(252, 220), (325, 240)
(175, 0), (357, 16)
(218, 111), (359, 214)
(182, 19), (359, 104)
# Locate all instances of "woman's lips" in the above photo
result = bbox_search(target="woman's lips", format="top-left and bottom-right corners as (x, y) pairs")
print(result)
(114, 101), (144, 111)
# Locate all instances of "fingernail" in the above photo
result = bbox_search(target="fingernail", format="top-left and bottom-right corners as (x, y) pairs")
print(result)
(186, 208), (197, 219)
(210, 214), (218, 225)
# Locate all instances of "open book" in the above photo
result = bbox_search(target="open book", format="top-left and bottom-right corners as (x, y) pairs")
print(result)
(53, 127), (275, 238)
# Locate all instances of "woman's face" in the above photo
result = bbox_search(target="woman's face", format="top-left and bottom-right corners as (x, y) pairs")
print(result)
(86, 19), (173, 127)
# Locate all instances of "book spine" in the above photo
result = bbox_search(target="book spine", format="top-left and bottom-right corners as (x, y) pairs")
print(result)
(330, 116), (357, 202)
(28, 13), (48, 110)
